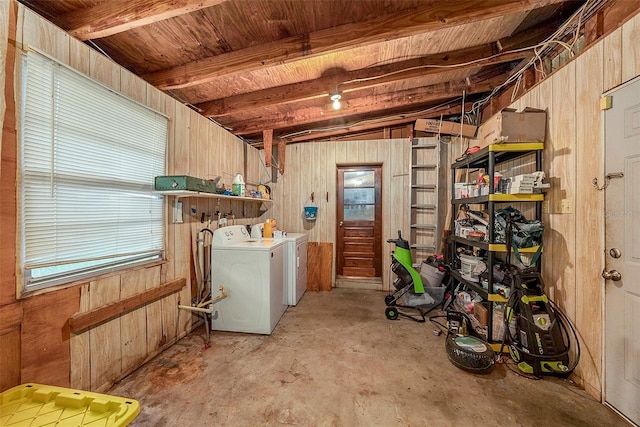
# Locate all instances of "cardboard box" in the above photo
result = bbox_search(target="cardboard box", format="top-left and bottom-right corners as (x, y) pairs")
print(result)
(415, 119), (477, 138)
(477, 107), (546, 147)
(508, 185), (534, 194)
(454, 182), (471, 199)
(511, 173), (536, 184)
(473, 302), (489, 326)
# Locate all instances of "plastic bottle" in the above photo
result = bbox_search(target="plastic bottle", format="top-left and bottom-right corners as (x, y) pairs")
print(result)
(263, 220), (273, 238)
(232, 173), (245, 196)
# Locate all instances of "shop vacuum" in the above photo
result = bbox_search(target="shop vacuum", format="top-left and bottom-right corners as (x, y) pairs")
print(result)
(502, 269), (580, 378)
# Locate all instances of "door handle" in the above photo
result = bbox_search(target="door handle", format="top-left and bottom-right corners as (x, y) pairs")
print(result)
(602, 269), (622, 281)
(339, 221), (343, 227)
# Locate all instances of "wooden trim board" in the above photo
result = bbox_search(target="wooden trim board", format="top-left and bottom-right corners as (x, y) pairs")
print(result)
(68, 278), (186, 333)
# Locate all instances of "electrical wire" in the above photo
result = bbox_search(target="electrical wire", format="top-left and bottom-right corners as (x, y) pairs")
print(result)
(278, 1), (600, 142)
(471, 0), (602, 116)
(334, 44), (540, 93)
(329, 0), (601, 119)
(277, 97), (464, 140)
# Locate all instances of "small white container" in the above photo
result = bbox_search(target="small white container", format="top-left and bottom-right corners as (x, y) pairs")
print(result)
(459, 254), (483, 283)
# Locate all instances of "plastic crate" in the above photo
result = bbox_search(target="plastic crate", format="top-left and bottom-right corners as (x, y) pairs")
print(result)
(0, 383), (140, 426)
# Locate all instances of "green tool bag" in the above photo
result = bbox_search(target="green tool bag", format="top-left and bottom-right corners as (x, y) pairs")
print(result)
(494, 206), (544, 267)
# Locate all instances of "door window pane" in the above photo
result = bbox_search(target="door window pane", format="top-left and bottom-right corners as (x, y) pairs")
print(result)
(344, 205), (375, 221)
(344, 171), (374, 187)
(344, 188), (374, 204)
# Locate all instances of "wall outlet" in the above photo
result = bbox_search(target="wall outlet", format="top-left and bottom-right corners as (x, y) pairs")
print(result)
(556, 199), (573, 214)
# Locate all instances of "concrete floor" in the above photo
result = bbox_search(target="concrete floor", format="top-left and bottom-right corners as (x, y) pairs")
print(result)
(110, 288), (627, 426)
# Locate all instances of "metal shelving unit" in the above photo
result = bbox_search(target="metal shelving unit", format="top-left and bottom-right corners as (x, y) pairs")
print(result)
(450, 142), (544, 350)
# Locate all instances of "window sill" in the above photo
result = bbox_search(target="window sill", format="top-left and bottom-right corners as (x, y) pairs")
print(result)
(17, 259), (168, 300)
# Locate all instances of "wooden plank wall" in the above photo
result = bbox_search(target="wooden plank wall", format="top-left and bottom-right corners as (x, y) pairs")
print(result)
(268, 139), (410, 290)
(0, 0), (20, 392)
(451, 12), (640, 401)
(0, 2), (266, 393)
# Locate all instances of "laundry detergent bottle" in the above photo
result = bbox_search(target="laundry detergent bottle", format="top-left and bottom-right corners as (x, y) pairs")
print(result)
(263, 220), (273, 238)
(232, 173), (245, 196)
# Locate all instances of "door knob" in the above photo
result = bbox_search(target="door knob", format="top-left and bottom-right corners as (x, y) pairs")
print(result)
(339, 221), (343, 227)
(602, 269), (622, 281)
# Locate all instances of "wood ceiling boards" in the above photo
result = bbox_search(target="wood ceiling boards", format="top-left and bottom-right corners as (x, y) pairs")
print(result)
(19, 0), (592, 145)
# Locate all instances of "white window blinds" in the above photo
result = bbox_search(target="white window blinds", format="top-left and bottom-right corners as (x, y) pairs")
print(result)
(20, 51), (167, 290)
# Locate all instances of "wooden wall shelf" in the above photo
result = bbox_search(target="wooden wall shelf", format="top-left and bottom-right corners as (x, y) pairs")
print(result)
(155, 190), (273, 203)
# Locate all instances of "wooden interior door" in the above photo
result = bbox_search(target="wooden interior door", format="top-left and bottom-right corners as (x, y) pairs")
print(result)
(604, 76), (640, 425)
(336, 165), (382, 278)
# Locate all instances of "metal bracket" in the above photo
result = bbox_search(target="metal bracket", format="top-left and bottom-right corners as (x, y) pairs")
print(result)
(592, 172), (624, 191)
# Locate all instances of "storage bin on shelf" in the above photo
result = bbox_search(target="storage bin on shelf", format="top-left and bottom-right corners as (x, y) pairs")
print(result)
(459, 254), (484, 283)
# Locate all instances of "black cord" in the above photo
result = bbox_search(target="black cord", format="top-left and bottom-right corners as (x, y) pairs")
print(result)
(429, 314), (448, 332)
(549, 299), (582, 372)
(499, 355), (542, 380)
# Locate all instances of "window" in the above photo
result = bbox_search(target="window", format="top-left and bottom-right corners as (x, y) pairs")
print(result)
(20, 51), (167, 291)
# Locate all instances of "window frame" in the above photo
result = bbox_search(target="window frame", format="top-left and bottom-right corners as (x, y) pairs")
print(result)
(18, 49), (168, 294)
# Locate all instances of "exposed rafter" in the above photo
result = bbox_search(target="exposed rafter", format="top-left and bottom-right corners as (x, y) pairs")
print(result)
(276, 102), (475, 144)
(197, 44), (532, 117)
(144, 0), (566, 90)
(61, 0), (228, 40)
(229, 70), (509, 135)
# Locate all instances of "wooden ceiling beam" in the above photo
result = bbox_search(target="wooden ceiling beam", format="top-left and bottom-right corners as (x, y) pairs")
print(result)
(267, 102), (475, 145)
(62, 0), (228, 41)
(145, 0), (567, 90)
(229, 72), (508, 135)
(496, 18), (560, 51)
(197, 21), (559, 117)
(197, 45), (531, 117)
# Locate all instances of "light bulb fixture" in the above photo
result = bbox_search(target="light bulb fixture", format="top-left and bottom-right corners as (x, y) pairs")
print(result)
(331, 93), (342, 110)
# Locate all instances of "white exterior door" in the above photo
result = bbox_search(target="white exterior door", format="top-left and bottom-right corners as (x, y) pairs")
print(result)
(604, 76), (640, 425)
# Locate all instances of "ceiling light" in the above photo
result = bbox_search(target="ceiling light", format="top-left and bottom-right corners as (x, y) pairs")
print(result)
(331, 93), (342, 110)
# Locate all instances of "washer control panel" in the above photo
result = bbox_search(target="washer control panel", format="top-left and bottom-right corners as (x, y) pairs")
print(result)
(213, 225), (249, 246)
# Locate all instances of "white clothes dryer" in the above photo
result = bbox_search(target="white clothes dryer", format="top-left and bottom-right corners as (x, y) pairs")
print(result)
(211, 225), (287, 334)
(262, 233), (308, 306)
(282, 233), (308, 305)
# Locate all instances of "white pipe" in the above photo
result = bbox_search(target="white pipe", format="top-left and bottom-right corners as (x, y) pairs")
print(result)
(197, 231), (205, 295)
(178, 304), (216, 314)
(178, 286), (228, 314)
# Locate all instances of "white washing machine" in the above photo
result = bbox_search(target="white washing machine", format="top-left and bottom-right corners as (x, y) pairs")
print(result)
(211, 225), (287, 334)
